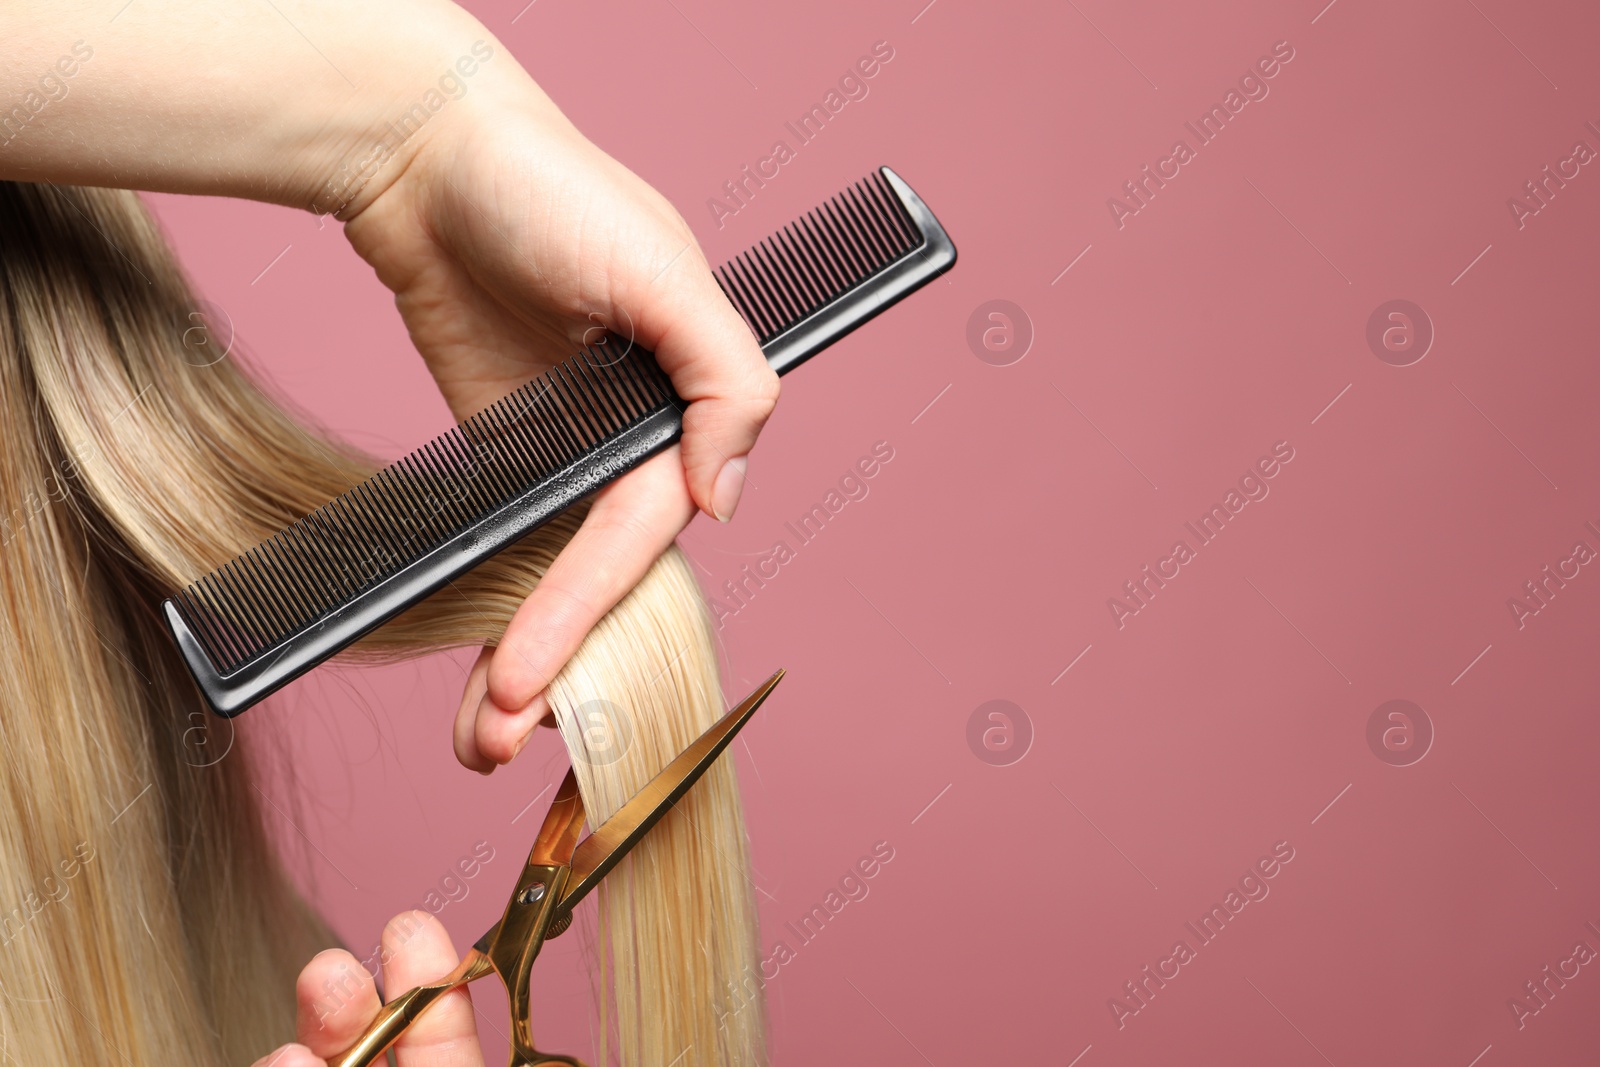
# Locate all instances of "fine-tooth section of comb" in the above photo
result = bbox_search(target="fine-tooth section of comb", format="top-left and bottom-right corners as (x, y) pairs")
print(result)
(715, 171), (917, 345)
(165, 166), (955, 715)
(715, 167), (955, 376)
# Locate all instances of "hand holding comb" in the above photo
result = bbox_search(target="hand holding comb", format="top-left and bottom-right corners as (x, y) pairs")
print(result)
(163, 169), (955, 715)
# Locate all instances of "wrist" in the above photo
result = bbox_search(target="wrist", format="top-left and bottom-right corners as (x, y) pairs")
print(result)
(0, 0), (529, 213)
(277, 5), (531, 218)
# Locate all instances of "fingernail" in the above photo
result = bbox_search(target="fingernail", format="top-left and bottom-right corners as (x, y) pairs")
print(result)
(512, 692), (549, 758)
(711, 456), (748, 522)
(471, 691), (509, 774)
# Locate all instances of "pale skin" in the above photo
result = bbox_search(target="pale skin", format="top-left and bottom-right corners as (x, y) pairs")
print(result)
(3, 1), (777, 774)
(10, 8), (772, 1058)
(249, 910), (486, 1067)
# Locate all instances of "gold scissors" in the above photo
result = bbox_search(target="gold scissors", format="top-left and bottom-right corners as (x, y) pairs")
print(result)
(329, 668), (786, 1067)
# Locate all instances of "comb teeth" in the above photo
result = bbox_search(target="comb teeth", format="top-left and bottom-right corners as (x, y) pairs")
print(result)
(173, 345), (676, 675)
(166, 166), (955, 715)
(715, 171), (918, 346)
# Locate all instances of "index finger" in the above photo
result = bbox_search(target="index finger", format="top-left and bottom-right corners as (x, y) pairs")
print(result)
(294, 949), (382, 1060)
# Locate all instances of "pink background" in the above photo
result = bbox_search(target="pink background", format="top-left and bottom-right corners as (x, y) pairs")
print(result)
(147, 0), (1600, 1063)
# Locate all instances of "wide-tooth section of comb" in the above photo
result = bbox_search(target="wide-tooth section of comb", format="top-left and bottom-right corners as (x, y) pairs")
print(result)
(165, 166), (955, 715)
(167, 343), (681, 712)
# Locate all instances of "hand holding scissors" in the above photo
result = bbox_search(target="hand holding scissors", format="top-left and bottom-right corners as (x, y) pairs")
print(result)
(252, 669), (784, 1067)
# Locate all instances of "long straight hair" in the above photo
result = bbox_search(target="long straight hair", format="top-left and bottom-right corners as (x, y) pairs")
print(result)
(0, 181), (765, 1066)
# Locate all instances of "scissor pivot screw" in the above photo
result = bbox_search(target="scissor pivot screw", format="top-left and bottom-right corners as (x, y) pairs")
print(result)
(518, 882), (547, 905)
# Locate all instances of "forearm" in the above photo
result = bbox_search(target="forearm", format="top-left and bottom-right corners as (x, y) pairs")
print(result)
(0, 0), (526, 215)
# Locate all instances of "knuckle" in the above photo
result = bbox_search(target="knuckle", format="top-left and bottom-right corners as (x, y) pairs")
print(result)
(661, 199), (696, 242)
(537, 581), (597, 635)
(749, 372), (781, 416)
(590, 506), (660, 558)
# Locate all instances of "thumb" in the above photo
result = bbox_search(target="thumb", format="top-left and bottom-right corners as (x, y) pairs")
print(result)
(382, 911), (485, 1067)
(622, 239), (778, 523)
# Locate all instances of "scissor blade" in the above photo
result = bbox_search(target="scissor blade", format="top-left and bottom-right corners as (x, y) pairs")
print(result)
(557, 668), (784, 912)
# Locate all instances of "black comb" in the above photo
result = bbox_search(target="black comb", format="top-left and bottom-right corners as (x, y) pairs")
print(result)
(163, 167), (956, 715)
